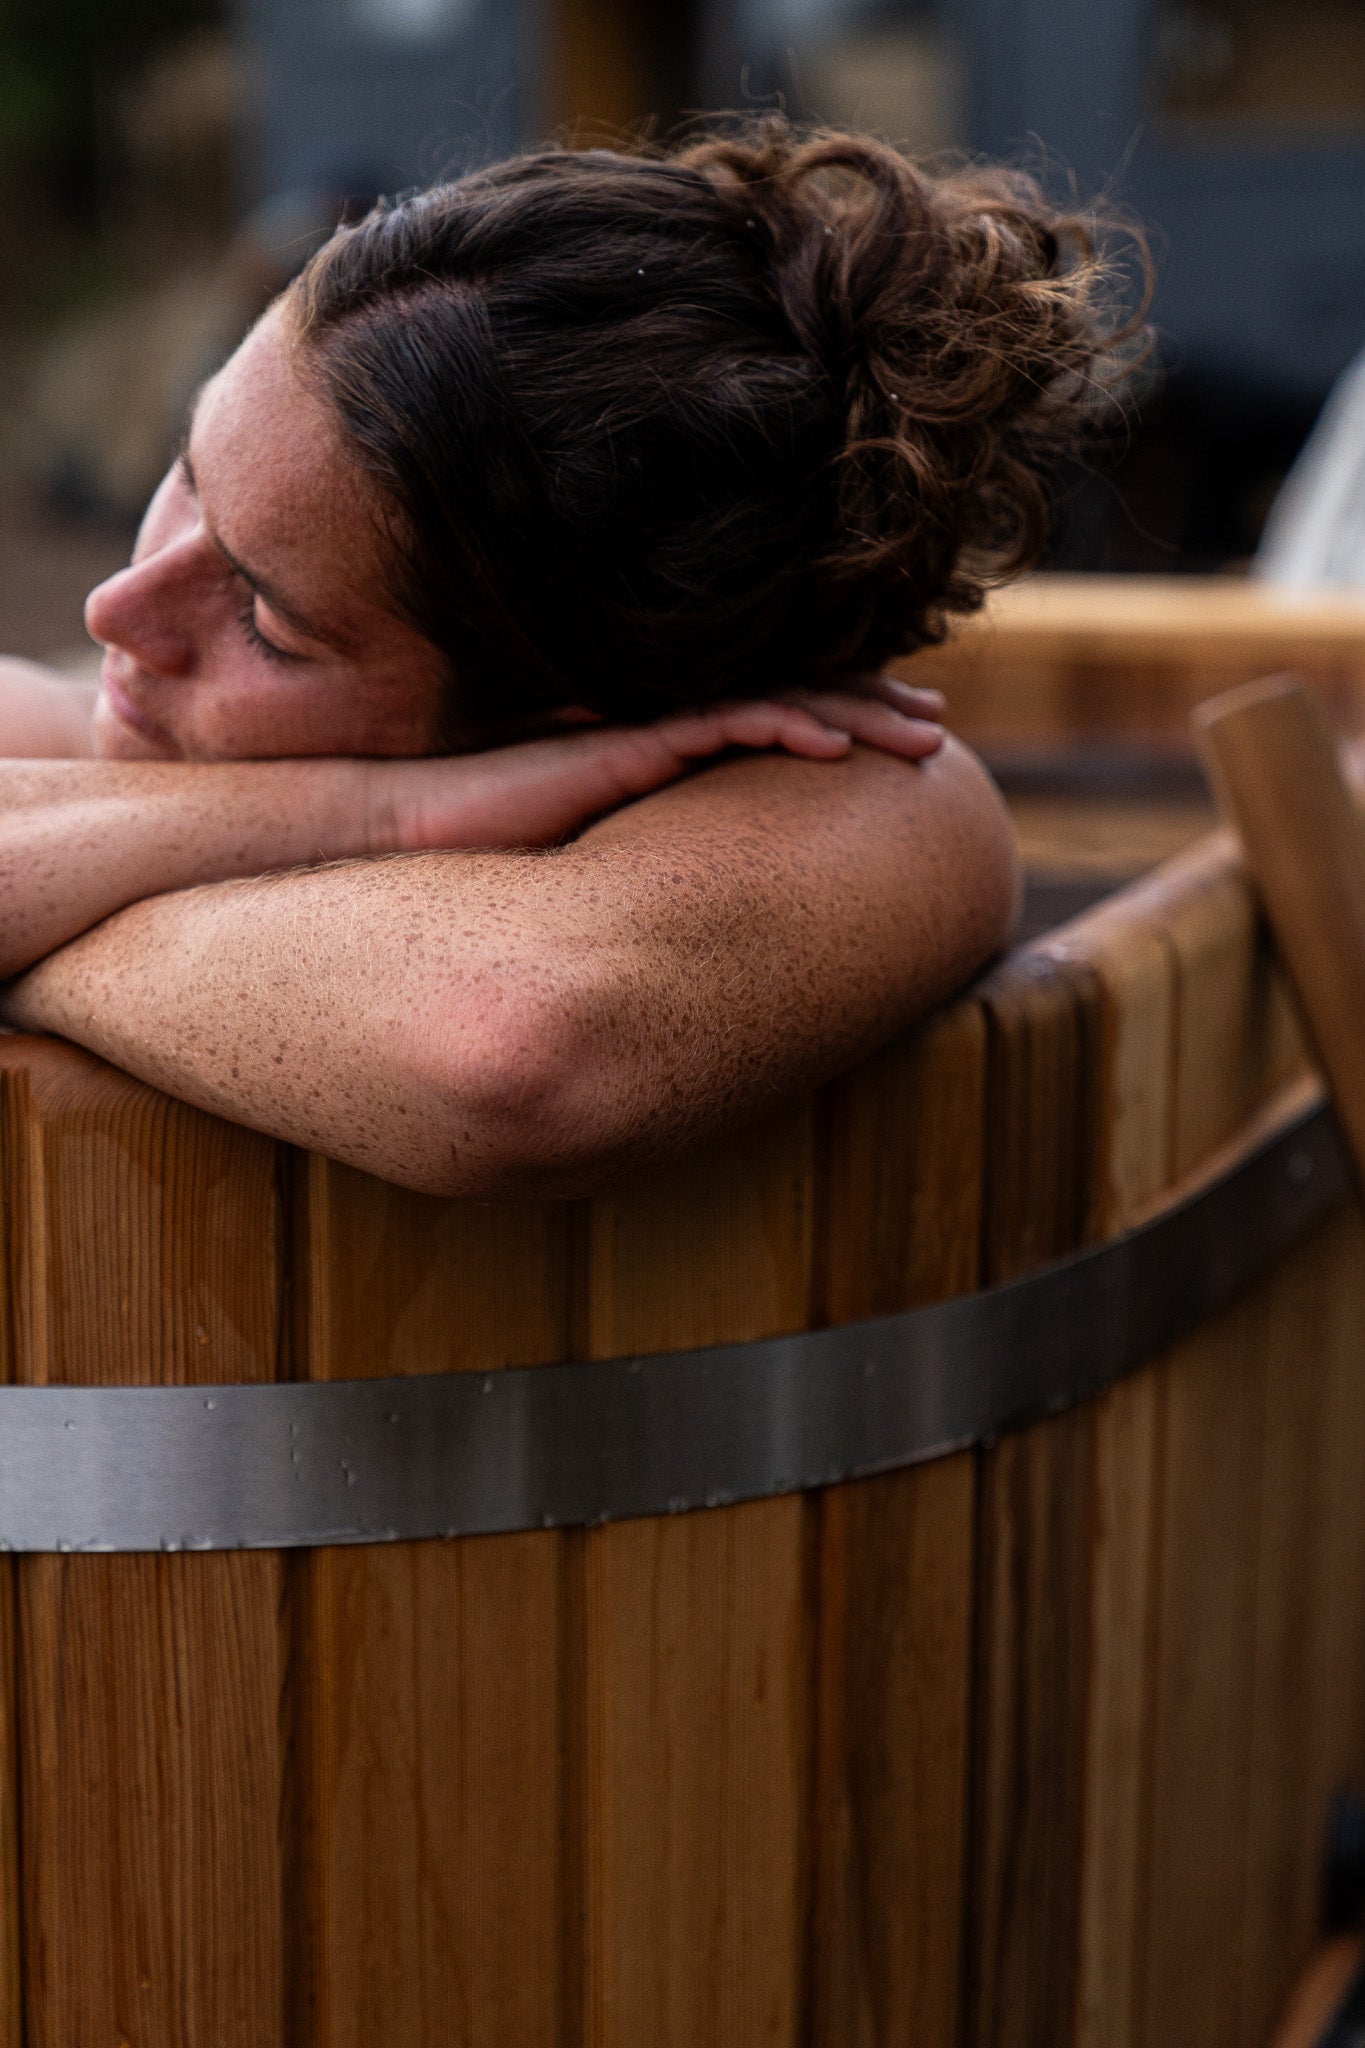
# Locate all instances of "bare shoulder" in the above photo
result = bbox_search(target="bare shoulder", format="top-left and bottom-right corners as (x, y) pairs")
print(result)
(0, 659), (98, 758)
(574, 734), (1019, 990)
(531, 737), (1019, 1180)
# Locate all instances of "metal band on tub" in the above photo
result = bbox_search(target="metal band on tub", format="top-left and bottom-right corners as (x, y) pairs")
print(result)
(0, 1088), (1350, 1553)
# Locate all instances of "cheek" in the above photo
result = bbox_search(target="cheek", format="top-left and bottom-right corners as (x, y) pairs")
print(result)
(186, 662), (445, 762)
(184, 669), (346, 760)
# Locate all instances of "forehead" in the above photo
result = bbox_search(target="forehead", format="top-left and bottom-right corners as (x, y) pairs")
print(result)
(189, 304), (385, 622)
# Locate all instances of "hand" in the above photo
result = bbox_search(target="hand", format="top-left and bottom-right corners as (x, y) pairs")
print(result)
(771, 675), (946, 761)
(651, 677), (945, 764)
(368, 680), (946, 855)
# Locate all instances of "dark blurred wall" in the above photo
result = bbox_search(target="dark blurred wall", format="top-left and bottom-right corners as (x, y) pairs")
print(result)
(958, 0), (1365, 563)
(234, 0), (532, 198)
(957, 0), (1365, 405)
(710, 0), (1365, 567)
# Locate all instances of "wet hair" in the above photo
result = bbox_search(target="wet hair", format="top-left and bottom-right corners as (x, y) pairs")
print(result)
(289, 119), (1146, 742)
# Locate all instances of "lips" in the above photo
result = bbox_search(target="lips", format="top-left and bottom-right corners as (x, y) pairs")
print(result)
(99, 659), (172, 747)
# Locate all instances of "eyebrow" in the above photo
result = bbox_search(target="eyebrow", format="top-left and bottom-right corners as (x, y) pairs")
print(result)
(178, 440), (351, 654)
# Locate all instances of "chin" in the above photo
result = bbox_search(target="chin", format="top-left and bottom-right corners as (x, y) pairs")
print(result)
(91, 695), (181, 762)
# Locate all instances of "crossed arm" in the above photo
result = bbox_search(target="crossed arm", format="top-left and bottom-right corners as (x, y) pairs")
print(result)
(0, 667), (1019, 1196)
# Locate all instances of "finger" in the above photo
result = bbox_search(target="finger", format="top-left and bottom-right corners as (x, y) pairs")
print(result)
(721, 701), (851, 758)
(775, 723), (853, 760)
(871, 675), (947, 718)
(798, 692), (945, 756)
(661, 702), (850, 760)
(652, 705), (791, 755)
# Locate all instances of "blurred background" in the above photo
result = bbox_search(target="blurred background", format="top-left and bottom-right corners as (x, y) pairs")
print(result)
(1, 0), (1363, 659)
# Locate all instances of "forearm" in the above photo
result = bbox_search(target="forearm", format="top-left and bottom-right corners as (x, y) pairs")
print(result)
(0, 719), (707, 984)
(0, 757), (373, 978)
(0, 745), (1019, 1196)
(1, 850), (581, 1190)
(0, 684), (948, 985)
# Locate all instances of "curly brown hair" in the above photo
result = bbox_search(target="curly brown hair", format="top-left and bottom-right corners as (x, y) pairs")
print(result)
(290, 120), (1146, 742)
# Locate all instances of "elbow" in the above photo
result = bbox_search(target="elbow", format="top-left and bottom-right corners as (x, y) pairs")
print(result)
(408, 971), (628, 1199)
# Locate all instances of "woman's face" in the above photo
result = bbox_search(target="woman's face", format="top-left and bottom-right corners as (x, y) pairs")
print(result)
(86, 302), (450, 763)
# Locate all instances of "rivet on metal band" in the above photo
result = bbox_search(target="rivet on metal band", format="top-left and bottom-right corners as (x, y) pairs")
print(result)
(0, 1090), (1351, 1553)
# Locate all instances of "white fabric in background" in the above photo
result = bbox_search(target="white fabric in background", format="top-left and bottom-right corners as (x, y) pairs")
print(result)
(1257, 349), (1365, 591)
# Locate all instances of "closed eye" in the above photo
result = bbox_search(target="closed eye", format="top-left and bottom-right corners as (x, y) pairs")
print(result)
(233, 580), (300, 664)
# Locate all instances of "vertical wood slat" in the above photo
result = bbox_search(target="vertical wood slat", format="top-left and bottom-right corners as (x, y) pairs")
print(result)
(1040, 896), (1177, 2048)
(0, 1036), (287, 2048)
(981, 840), (1365, 2048)
(1137, 858), (1293, 2048)
(1193, 682), (1365, 2041)
(0, 1067), (24, 2048)
(809, 998), (987, 2048)
(1293, 1199), (1365, 1967)
(293, 1161), (580, 2048)
(965, 951), (1103, 2048)
(1236, 1198), (1365, 2045)
(1201, 844), (1365, 2042)
(1044, 842), (1340, 2048)
(578, 1104), (816, 2048)
(0, 827), (1360, 2048)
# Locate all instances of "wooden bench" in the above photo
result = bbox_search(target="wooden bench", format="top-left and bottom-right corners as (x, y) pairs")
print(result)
(906, 572), (1365, 753)
(0, 805), (1361, 2047)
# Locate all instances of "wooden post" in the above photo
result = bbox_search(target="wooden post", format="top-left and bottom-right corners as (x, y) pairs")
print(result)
(1196, 674), (1365, 1186)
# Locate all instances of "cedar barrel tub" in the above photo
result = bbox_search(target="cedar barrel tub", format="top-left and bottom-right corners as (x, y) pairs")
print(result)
(0, 815), (1363, 2048)
(4, 575), (1365, 2046)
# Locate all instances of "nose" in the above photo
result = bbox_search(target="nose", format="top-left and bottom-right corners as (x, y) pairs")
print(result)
(85, 555), (196, 678)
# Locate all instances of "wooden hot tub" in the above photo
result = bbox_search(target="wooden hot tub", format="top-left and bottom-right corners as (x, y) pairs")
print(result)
(0, 794), (1362, 2047)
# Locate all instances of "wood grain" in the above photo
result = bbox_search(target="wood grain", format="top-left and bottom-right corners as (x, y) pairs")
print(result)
(965, 951), (1100, 2048)
(1136, 854), (1284, 2048)
(1198, 675), (1365, 1185)
(906, 574), (1365, 751)
(292, 1161), (579, 2048)
(0, 1064), (23, 2048)
(1, 1036), (287, 2048)
(578, 1105), (816, 2048)
(1042, 824), (1365, 2048)
(1039, 897), (1177, 2048)
(0, 760), (1361, 2048)
(1237, 1199), (1365, 2044)
(809, 998), (986, 2048)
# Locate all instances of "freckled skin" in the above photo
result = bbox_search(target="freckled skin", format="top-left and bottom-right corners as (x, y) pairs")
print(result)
(3, 740), (1019, 1195)
(0, 305), (1020, 1193)
(85, 307), (451, 765)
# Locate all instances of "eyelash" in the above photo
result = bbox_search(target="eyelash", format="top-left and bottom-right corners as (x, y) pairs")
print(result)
(233, 584), (296, 665)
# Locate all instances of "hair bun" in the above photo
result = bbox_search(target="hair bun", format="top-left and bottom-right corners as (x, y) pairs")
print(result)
(295, 120), (1148, 736)
(680, 122), (1148, 665)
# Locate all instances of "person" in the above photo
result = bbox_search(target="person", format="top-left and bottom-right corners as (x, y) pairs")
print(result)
(0, 122), (1137, 1196)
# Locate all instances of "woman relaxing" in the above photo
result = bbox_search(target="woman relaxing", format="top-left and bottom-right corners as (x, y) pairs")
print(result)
(0, 122), (1135, 1194)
